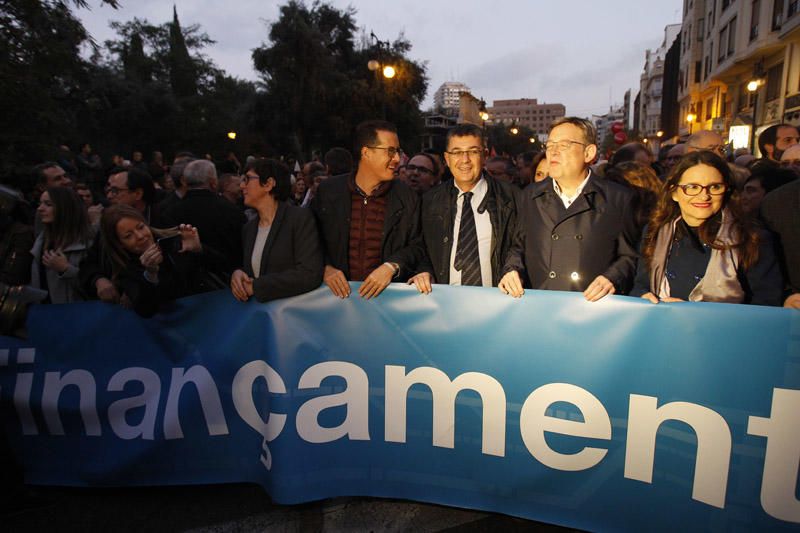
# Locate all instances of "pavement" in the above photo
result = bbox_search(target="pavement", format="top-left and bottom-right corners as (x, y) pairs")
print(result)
(5, 484), (576, 532)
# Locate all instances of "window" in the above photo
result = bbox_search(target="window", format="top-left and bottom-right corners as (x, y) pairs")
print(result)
(765, 62), (783, 101)
(706, 97), (714, 120)
(723, 0), (732, 9)
(698, 18), (705, 41)
(719, 17), (737, 62)
(708, 0), (716, 31)
(695, 61), (702, 83)
(751, 0), (761, 41)
(772, 0), (785, 29)
(790, 0), (798, 16)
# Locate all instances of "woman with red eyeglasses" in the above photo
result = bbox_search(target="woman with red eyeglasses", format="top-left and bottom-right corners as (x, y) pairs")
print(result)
(630, 151), (782, 305)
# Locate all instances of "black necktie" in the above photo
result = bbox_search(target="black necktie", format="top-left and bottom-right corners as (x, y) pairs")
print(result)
(454, 192), (482, 286)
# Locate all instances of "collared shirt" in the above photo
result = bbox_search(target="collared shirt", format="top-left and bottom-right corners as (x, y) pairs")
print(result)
(449, 177), (492, 287)
(552, 170), (591, 209)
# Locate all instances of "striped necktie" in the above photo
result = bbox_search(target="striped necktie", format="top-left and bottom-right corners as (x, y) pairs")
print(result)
(454, 192), (481, 286)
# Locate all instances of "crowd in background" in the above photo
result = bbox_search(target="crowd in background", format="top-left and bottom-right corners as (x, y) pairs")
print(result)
(0, 119), (799, 334)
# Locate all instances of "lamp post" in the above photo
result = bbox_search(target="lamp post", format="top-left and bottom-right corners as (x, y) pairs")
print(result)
(478, 98), (489, 135)
(686, 105), (696, 135)
(367, 32), (396, 119)
(747, 79), (760, 155)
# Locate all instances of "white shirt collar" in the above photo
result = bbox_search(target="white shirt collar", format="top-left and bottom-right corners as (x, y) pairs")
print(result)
(453, 176), (488, 202)
(552, 170), (591, 208)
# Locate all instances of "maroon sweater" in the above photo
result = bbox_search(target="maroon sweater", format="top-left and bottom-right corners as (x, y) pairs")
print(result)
(348, 180), (391, 281)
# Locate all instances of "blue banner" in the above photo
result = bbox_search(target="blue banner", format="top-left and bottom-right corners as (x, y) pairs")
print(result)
(0, 286), (798, 531)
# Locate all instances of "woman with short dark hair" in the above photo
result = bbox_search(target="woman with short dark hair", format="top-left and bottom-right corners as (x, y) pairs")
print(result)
(230, 158), (323, 302)
(631, 151), (782, 305)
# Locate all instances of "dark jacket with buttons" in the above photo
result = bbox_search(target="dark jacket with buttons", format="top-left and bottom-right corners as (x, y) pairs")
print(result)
(418, 175), (520, 286)
(311, 173), (424, 282)
(503, 174), (640, 293)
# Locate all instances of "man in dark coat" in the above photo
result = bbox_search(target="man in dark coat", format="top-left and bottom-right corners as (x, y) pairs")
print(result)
(500, 117), (640, 301)
(410, 124), (519, 293)
(311, 119), (424, 299)
(159, 159), (246, 275)
(761, 178), (800, 308)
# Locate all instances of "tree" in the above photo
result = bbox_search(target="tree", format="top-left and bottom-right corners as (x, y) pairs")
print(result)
(0, 0), (117, 186)
(486, 123), (542, 157)
(251, 1), (428, 159)
(168, 6), (196, 99)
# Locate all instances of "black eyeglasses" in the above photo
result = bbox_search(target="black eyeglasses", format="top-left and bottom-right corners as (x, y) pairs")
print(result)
(367, 146), (403, 158)
(406, 164), (433, 175)
(105, 186), (129, 196)
(676, 183), (727, 196)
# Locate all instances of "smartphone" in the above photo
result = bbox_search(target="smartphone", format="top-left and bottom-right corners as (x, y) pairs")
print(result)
(157, 235), (181, 255)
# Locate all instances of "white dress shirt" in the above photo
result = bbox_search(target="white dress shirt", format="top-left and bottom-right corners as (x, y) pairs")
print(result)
(449, 177), (492, 287)
(552, 170), (591, 209)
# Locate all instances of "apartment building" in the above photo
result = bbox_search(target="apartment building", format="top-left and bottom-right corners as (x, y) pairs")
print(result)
(487, 98), (566, 137)
(677, 0), (800, 151)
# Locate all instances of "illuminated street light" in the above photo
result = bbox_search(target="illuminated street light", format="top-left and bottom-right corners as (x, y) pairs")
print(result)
(382, 65), (396, 79)
(480, 111), (490, 121)
(686, 106), (696, 134)
(510, 126), (519, 135)
(529, 137), (536, 143)
(227, 132), (237, 140)
(367, 59), (380, 71)
(747, 78), (763, 154)
(642, 138), (648, 144)
(656, 130), (664, 138)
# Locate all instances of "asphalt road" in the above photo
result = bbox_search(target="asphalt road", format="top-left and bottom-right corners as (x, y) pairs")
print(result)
(6, 484), (575, 532)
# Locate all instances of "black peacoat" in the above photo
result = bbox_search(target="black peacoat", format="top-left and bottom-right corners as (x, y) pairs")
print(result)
(503, 174), (640, 293)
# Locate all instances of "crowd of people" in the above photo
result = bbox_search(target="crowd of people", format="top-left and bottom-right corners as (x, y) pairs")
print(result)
(1, 117), (799, 331)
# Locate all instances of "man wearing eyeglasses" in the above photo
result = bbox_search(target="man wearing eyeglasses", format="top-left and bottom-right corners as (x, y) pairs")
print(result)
(686, 130), (726, 157)
(312, 120), (424, 299)
(499, 117), (639, 301)
(405, 152), (440, 194)
(106, 167), (159, 224)
(408, 124), (520, 293)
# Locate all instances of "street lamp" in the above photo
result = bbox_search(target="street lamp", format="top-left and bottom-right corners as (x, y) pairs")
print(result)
(227, 131), (237, 140)
(747, 79), (762, 154)
(656, 130), (664, 138)
(382, 65), (396, 79)
(686, 105), (696, 134)
(510, 126), (519, 135)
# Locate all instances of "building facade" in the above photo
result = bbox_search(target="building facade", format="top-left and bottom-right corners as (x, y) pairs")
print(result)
(433, 82), (471, 113)
(593, 105), (626, 147)
(677, 0), (800, 153)
(639, 24), (682, 146)
(487, 98), (566, 137)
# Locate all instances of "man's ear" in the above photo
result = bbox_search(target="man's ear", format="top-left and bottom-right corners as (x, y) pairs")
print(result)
(585, 144), (598, 163)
